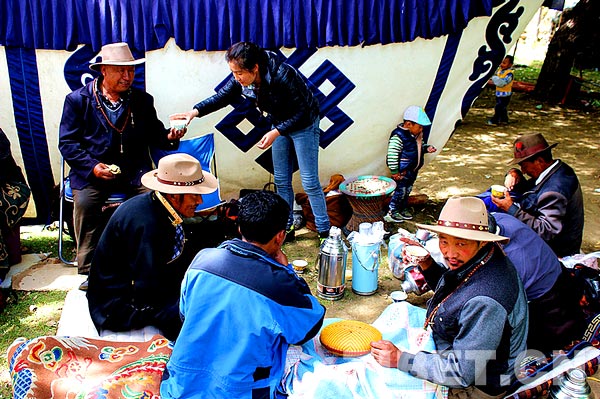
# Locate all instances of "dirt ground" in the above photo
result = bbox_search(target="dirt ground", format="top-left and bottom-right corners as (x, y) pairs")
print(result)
(294, 87), (600, 323)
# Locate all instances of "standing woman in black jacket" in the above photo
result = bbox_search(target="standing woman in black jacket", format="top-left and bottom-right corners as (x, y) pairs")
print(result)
(175, 41), (330, 241)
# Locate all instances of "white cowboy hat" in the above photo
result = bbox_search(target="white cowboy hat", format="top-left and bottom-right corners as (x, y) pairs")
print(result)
(141, 153), (218, 195)
(416, 196), (508, 242)
(89, 42), (146, 71)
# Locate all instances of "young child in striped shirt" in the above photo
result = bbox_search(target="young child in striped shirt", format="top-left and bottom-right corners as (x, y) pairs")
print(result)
(385, 106), (436, 223)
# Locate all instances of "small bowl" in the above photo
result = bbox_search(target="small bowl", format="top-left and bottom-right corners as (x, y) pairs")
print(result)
(490, 184), (507, 199)
(169, 120), (187, 131)
(404, 245), (430, 265)
(390, 290), (408, 302)
(169, 115), (187, 131)
(292, 259), (308, 274)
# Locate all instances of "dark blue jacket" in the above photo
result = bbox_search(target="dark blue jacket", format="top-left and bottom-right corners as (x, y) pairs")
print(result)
(387, 126), (423, 181)
(193, 51), (320, 136)
(59, 80), (178, 190)
(87, 192), (187, 340)
(400, 244), (528, 396)
(509, 160), (584, 257)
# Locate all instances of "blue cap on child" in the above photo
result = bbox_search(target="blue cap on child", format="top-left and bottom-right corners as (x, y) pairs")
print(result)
(403, 106), (431, 126)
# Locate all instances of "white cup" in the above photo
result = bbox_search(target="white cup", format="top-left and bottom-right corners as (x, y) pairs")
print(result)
(292, 259), (308, 274)
(490, 184), (507, 199)
(390, 290), (408, 302)
(169, 115), (187, 131)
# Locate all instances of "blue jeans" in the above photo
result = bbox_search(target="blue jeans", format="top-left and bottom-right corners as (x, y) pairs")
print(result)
(491, 95), (511, 124)
(272, 120), (330, 233)
(388, 178), (414, 212)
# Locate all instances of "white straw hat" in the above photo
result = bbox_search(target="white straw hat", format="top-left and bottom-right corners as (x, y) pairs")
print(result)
(416, 196), (508, 242)
(89, 42), (145, 71)
(141, 153), (218, 195)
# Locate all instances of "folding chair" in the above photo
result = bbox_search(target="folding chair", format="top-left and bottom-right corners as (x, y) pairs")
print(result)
(150, 133), (223, 212)
(57, 159), (127, 266)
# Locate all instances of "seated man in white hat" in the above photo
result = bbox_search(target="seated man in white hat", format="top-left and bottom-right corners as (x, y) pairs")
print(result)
(59, 42), (186, 280)
(87, 153), (218, 341)
(371, 196), (528, 399)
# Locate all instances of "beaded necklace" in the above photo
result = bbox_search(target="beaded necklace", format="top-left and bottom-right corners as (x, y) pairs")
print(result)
(93, 79), (132, 154)
(423, 245), (495, 330)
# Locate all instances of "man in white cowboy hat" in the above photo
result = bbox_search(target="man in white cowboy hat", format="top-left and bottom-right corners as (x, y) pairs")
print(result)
(59, 42), (187, 278)
(491, 132), (584, 257)
(371, 196), (528, 399)
(87, 153), (217, 341)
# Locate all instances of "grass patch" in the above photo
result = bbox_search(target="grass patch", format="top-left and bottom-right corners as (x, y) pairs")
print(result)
(0, 290), (66, 398)
(21, 226), (76, 260)
(0, 229), (72, 397)
(513, 61), (600, 94)
(514, 60), (543, 83)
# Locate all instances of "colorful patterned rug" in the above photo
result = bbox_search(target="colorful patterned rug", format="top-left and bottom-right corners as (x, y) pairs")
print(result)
(8, 334), (172, 399)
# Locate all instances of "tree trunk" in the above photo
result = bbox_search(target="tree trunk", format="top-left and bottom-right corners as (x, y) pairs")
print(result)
(534, 7), (578, 102)
(534, 0), (598, 103)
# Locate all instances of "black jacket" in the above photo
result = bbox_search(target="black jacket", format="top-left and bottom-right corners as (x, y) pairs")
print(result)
(0, 128), (26, 184)
(193, 51), (319, 136)
(58, 79), (178, 190)
(509, 160), (584, 257)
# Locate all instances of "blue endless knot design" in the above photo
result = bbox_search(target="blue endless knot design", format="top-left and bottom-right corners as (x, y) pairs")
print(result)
(214, 48), (355, 173)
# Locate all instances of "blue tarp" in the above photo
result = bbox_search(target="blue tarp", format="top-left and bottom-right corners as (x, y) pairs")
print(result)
(0, 0), (500, 51)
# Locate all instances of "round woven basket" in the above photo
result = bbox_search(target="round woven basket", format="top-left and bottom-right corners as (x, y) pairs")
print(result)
(339, 175), (396, 231)
(319, 320), (382, 357)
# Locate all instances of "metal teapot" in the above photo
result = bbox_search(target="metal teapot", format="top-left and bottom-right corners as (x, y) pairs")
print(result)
(549, 368), (594, 399)
(316, 226), (348, 300)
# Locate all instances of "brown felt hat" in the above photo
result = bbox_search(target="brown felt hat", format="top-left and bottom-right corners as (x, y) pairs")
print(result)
(507, 133), (557, 165)
(89, 42), (145, 71)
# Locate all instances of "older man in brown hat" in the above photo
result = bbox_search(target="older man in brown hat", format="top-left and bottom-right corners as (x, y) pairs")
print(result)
(491, 133), (584, 257)
(371, 196), (528, 399)
(87, 153), (218, 340)
(59, 42), (187, 278)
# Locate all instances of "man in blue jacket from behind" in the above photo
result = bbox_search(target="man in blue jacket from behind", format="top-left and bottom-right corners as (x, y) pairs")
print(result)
(161, 190), (325, 399)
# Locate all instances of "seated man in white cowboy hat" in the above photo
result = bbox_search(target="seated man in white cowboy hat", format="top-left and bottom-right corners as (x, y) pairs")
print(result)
(87, 153), (218, 341)
(371, 196), (528, 399)
(59, 42), (187, 279)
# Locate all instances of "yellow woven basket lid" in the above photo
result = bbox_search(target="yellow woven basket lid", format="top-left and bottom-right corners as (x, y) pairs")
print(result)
(319, 320), (382, 357)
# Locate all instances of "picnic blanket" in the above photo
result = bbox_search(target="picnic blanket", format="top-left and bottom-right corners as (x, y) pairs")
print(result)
(281, 301), (448, 399)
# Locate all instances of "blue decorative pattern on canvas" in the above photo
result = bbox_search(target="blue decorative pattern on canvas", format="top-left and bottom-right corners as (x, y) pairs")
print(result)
(213, 48), (355, 174)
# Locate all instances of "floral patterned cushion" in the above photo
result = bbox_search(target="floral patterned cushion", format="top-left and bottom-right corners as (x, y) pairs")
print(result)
(7, 334), (172, 399)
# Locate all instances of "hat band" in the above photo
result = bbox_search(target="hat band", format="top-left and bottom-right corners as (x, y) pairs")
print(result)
(157, 176), (205, 186)
(437, 219), (487, 232)
(514, 143), (547, 159)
